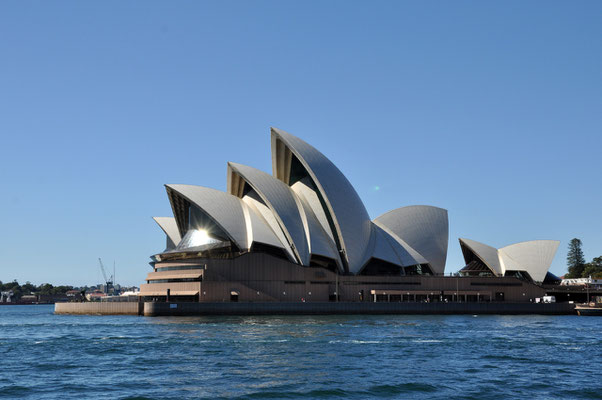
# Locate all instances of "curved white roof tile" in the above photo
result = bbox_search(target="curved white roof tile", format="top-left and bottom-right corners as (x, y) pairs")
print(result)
(368, 224), (412, 268)
(241, 199), (288, 252)
(271, 127), (372, 274)
(291, 178), (336, 243)
(371, 224), (427, 267)
(499, 240), (560, 282)
(459, 238), (503, 276)
(152, 217), (182, 250)
(166, 184), (289, 256)
(242, 194), (297, 262)
(228, 162), (310, 265)
(166, 184), (250, 250)
(374, 206), (449, 275)
(460, 238), (560, 282)
(294, 187), (342, 269)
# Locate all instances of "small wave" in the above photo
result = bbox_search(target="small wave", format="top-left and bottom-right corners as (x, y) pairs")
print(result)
(0, 385), (33, 396)
(412, 339), (442, 343)
(232, 388), (349, 399)
(366, 383), (438, 395)
(327, 340), (381, 344)
(559, 388), (602, 399)
(100, 336), (131, 340)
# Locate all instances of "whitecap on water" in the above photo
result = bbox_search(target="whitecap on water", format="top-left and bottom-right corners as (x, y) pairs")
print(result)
(412, 339), (443, 343)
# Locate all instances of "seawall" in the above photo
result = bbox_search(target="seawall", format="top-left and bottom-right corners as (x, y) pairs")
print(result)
(143, 301), (576, 316)
(55, 302), (142, 315)
(54, 301), (576, 316)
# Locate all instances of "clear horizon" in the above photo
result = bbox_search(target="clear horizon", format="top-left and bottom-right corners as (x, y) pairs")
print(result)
(1, 1), (600, 286)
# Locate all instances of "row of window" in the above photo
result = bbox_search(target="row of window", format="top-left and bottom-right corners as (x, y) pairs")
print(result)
(148, 278), (202, 283)
(155, 265), (204, 272)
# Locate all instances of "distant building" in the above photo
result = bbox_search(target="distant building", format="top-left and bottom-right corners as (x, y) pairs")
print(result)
(66, 290), (83, 301)
(37, 294), (69, 303)
(86, 291), (106, 301)
(561, 277), (602, 288)
(1, 291), (14, 303)
(20, 294), (38, 303)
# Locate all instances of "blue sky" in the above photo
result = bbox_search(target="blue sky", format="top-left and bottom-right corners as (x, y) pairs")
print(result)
(1, 1), (600, 286)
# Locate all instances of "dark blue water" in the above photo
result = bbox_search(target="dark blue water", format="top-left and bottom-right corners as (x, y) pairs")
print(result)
(1, 305), (601, 399)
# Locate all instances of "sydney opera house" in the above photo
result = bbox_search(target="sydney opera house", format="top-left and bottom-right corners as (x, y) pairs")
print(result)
(139, 128), (560, 304)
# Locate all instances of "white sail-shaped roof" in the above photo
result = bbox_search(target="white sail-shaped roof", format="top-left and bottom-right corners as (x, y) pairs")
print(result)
(459, 238), (503, 276)
(166, 184), (249, 250)
(153, 127), (454, 277)
(227, 162), (310, 265)
(368, 224), (421, 268)
(499, 240), (560, 282)
(374, 206), (448, 275)
(460, 238), (559, 282)
(290, 178), (336, 243)
(241, 193), (297, 262)
(242, 198), (291, 253)
(294, 190), (342, 269)
(152, 217), (182, 250)
(165, 184), (287, 254)
(271, 127), (372, 274)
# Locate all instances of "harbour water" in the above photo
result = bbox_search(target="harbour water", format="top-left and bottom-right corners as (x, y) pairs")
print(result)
(1, 305), (601, 399)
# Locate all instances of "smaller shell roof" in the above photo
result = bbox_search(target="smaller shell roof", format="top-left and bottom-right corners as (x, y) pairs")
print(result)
(165, 184), (290, 254)
(374, 206), (448, 275)
(460, 238), (560, 282)
(294, 190), (343, 270)
(368, 224), (413, 268)
(166, 184), (249, 250)
(152, 217), (181, 250)
(499, 240), (560, 282)
(369, 223), (426, 268)
(459, 238), (503, 276)
(227, 162), (310, 266)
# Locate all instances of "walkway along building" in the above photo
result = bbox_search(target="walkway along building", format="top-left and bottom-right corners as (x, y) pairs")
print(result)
(139, 128), (562, 305)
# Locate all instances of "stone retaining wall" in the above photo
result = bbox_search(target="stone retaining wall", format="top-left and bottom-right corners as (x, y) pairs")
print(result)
(55, 302), (142, 315)
(144, 301), (576, 316)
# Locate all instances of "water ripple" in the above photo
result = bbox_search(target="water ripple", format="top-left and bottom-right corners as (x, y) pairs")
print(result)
(0, 306), (601, 400)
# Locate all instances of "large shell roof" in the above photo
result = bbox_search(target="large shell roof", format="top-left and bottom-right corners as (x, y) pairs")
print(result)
(270, 127), (372, 274)
(153, 127), (451, 275)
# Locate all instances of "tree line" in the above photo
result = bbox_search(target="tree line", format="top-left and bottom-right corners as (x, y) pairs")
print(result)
(565, 238), (602, 279)
(0, 281), (89, 301)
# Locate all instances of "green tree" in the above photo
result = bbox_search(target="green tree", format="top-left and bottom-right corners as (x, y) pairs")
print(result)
(566, 238), (586, 278)
(583, 256), (602, 279)
(21, 281), (36, 294)
(38, 283), (54, 295)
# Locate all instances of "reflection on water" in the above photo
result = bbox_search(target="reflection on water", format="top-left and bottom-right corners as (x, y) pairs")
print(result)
(0, 305), (601, 400)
